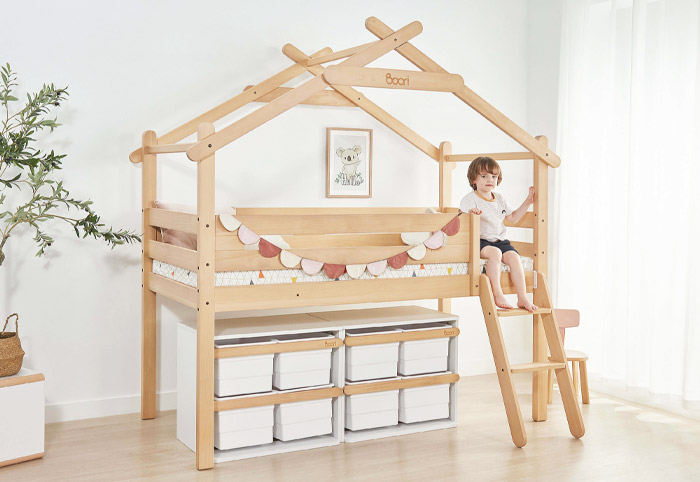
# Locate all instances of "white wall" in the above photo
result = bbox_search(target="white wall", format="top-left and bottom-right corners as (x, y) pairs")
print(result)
(1, 0), (554, 422)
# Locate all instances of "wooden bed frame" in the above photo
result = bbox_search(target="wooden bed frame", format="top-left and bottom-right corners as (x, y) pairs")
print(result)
(130, 17), (583, 470)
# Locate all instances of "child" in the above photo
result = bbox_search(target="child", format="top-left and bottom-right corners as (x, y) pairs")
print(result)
(460, 156), (537, 312)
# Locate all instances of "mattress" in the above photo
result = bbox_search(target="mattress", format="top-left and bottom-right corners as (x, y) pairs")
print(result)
(153, 257), (533, 288)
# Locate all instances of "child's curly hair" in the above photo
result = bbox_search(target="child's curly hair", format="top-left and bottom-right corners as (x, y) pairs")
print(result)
(467, 156), (502, 190)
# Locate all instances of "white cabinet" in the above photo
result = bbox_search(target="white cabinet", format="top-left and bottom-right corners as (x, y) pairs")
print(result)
(0, 369), (45, 468)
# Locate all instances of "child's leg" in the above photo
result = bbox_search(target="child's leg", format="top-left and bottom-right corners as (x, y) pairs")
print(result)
(502, 251), (538, 312)
(481, 246), (514, 309)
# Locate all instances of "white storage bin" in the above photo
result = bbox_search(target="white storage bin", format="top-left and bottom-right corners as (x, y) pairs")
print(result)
(214, 336), (276, 397)
(345, 327), (400, 382)
(273, 332), (334, 390)
(399, 383), (451, 424)
(398, 324), (451, 376)
(214, 405), (274, 450)
(274, 398), (333, 441)
(345, 385), (399, 431)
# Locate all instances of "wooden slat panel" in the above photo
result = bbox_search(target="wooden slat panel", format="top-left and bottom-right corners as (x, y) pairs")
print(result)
(229, 213), (456, 235)
(324, 66), (464, 92)
(214, 245), (469, 271)
(215, 275), (471, 312)
(510, 241), (536, 259)
(345, 327), (459, 347)
(344, 373), (460, 395)
(500, 271), (534, 295)
(215, 387), (343, 411)
(505, 211), (535, 229)
(148, 208), (198, 234)
(215, 338), (343, 359)
(249, 87), (356, 107)
(148, 273), (197, 309)
(445, 152), (533, 162)
(148, 240), (197, 271)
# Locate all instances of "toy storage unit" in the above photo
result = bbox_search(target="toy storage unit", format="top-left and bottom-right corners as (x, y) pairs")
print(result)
(177, 306), (459, 462)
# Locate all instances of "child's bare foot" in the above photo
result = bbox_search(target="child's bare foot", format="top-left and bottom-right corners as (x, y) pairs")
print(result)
(517, 298), (539, 312)
(494, 294), (514, 309)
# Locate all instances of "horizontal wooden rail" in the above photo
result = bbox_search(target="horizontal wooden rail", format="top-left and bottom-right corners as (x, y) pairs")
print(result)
(444, 152), (534, 162)
(215, 338), (343, 358)
(344, 373), (460, 395)
(215, 231), (470, 250)
(148, 208), (198, 234)
(214, 245), (470, 271)
(306, 41), (378, 66)
(214, 275), (471, 311)
(497, 308), (552, 317)
(246, 86), (356, 107)
(148, 273), (197, 309)
(345, 326), (459, 347)
(148, 240), (198, 271)
(324, 66), (463, 92)
(229, 213), (457, 235)
(230, 207), (442, 215)
(215, 386), (343, 411)
(129, 47), (332, 163)
(144, 143), (195, 154)
(504, 212), (535, 229)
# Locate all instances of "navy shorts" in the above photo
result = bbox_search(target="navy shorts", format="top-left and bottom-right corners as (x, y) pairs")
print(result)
(480, 238), (518, 255)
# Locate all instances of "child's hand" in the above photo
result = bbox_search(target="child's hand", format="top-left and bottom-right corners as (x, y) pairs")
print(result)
(469, 208), (482, 215)
(526, 186), (535, 205)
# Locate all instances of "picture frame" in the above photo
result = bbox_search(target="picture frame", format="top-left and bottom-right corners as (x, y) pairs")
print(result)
(326, 127), (373, 198)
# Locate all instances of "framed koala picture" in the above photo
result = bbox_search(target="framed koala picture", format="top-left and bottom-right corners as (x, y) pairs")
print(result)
(326, 127), (372, 198)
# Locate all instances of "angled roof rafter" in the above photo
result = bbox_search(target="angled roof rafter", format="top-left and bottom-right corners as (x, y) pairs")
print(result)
(185, 21), (424, 162)
(365, 16), (560, 168)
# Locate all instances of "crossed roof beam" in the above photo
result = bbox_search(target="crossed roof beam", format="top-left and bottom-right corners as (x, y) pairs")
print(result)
(129, 17), (560, 168)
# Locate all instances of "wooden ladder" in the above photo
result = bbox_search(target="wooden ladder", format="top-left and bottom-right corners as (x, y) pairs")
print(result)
(478, 272), (585, 447)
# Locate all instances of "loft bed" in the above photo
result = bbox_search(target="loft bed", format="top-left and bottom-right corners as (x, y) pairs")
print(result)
(130, 17), (584, 470)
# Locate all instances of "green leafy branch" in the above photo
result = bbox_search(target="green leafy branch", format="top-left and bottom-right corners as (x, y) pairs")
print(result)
(0, 63), (140, 266)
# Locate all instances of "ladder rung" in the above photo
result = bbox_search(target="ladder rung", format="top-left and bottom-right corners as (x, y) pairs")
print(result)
(497, 308), (552, 317)
(510, 362), (566, 373)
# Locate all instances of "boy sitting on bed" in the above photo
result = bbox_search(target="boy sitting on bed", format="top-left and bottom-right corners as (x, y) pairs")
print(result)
(459, 156), (537, 312)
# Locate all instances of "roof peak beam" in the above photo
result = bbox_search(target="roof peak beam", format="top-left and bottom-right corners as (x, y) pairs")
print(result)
(284, 45), (439, 161)
(324, 66), (464, 92)
(365, 17), (561, 168)
(129, 47), (331, 163)
(187, 21), (424, 162)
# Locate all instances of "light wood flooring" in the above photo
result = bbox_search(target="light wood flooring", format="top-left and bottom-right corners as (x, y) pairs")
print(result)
(3, 373), (700, 482)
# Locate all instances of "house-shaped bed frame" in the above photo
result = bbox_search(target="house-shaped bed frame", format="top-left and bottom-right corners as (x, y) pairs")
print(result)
(130, 17), (584, 470)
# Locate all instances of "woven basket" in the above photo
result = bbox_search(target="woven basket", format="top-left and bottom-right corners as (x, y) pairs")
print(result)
(0, 313), (24, 377)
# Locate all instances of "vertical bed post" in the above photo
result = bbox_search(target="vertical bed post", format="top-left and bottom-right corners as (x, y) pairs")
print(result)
(196, 122), (216, 470)
(438, 141), (455, 312)
(532, 135), (549, 421)
(468, 212), (481, 295)
(141, 130), (157, 420)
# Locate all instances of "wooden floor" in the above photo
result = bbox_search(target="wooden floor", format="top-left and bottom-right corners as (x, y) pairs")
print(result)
(4, 374), (700, 481)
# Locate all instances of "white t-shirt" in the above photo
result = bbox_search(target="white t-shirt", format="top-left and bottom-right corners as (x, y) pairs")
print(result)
(459, 190), (514, 242)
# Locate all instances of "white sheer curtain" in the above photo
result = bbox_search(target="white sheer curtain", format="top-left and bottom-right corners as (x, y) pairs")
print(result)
(554, 0), (700, 410)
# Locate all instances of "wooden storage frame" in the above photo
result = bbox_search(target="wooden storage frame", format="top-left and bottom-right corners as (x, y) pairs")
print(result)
(132, 17), (559, 470)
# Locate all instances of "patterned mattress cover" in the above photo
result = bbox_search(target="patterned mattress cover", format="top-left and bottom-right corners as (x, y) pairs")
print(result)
(153, 257), (533, 288)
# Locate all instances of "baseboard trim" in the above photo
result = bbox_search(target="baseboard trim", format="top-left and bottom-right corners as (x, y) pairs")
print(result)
(46, 391), (176, 423)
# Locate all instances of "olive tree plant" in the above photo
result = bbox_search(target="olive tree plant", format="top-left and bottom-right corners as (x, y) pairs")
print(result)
(0, 63), (139, 266)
